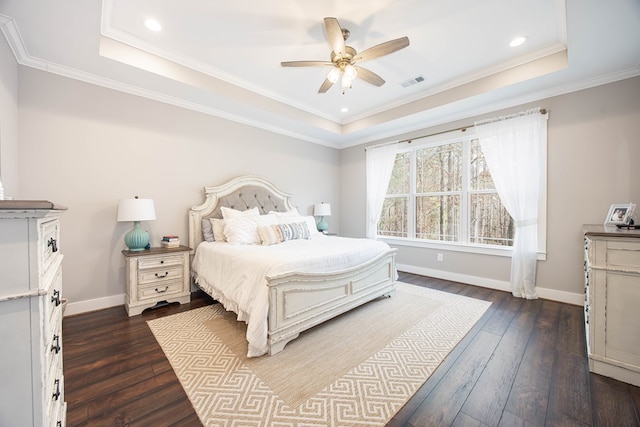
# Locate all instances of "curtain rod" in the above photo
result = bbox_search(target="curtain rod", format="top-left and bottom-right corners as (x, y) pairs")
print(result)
(365, 108), (548, 151)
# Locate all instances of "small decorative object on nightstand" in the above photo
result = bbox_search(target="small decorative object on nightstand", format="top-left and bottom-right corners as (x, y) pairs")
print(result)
(117, 196), (156, 251)
(314, 202), (331, 233)
(122, 245), (191, 316)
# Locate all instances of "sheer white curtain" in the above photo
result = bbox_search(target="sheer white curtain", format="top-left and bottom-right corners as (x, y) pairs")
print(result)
(474, 108), (548, 299)
(365, 144), (398, 239)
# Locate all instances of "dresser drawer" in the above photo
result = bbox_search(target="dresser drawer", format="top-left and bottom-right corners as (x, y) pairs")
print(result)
(45, 347), (64, 422)
(137, 254), (184, 270)
(44, 307), (63, 379)
(42, 266), (63, 338)
(138, 279), (185, 301)
(40, 218), (61, 277)
(138, 265), (183, 285)
(45, 372), (64, 427)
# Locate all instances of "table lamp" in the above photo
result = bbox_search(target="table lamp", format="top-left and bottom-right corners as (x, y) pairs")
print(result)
(314, 202), (331, 233)
(117, 196), (156, 251)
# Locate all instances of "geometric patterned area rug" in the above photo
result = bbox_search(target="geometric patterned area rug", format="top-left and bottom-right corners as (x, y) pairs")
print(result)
(147, 282), (491, 427)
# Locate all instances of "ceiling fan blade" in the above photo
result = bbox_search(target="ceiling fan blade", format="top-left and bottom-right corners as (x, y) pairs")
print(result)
(323, 17), (346, 55)
(281, 61), (332, 67)
(355, 66), (386, 87)
(318, 78), (335, 93)
(354, 36), (410, 62)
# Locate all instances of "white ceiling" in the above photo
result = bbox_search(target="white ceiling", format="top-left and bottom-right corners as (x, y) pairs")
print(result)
(1, 0), (639, 148)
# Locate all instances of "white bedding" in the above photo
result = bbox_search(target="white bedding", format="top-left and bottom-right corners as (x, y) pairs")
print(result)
(191, 235), (393, 357)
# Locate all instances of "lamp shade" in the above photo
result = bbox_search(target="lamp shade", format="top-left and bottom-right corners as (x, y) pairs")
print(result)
(314, 203), (331, 217)
(117, 198), (156, 222)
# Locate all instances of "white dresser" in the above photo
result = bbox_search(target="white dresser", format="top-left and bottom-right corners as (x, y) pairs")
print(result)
(0, 201), (67, 427)
(583, 224), (640, 387)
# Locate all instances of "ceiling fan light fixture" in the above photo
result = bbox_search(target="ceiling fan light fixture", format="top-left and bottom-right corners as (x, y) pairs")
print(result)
(281, 17), (409, 93)
(343, 64), (357, 80)
(341, 73), (354, 92)
(327, 67), (341, 83)
(340, 64), (358, 93)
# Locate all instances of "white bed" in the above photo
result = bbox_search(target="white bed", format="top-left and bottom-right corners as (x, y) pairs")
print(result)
(188, 175), (397, 357)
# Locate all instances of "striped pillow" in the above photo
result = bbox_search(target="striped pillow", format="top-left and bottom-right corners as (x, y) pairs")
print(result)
(258, 222), (310, 246)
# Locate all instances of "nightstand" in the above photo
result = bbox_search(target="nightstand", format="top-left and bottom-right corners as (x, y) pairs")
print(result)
(122, 246), (192, 316)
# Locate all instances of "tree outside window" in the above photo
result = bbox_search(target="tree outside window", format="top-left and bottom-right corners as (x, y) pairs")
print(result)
(378, 138), (514, 247)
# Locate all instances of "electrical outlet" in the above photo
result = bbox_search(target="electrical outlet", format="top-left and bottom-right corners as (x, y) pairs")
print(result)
(437, 253), (444, 262)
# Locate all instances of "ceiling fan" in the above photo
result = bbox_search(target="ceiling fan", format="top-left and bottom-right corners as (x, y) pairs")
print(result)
(281, 17), (410, 94)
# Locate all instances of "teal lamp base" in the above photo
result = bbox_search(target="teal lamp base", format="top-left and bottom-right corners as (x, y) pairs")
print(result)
(124, 221), (150, 251)
(317, 216), (329, 233)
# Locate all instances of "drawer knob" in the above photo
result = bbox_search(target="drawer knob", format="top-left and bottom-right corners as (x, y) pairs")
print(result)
(51, 289), (61, 306)
(52, 379), (61, 401)
(155, 272), (169, 279)
(155, 286), (169, 294)
(48, 237), (58, 253)
(51, 334), (61, 354)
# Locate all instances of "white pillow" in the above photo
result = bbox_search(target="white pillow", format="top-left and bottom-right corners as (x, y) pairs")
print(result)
(269, 208), (300, 218)
(224, 214), (277, 245)
(209, 218), (226, 242)
(221, 206), (260, 219)
(277, 214), (320, 237)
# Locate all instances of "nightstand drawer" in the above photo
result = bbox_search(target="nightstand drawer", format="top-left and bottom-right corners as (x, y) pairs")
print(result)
(123, 246), (191, 316)
(138, 280), (184, 301)
(137, 255), (184, 270)
(138, 266), (183, 284)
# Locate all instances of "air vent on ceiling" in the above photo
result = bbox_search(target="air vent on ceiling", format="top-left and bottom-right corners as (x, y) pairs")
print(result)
(400, 75), (425, 88)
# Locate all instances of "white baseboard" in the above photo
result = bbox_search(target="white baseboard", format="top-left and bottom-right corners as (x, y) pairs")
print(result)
(397, 263), (584, 306)
(63, 293), (125, 317)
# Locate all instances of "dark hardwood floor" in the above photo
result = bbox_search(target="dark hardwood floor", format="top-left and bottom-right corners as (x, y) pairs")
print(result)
(62, 272), (640, 426)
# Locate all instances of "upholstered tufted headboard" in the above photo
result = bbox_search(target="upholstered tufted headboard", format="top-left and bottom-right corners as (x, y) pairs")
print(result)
(188, 175), (294, 253)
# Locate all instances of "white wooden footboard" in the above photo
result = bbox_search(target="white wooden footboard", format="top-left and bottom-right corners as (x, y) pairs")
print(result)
(266, 248), (397, 354)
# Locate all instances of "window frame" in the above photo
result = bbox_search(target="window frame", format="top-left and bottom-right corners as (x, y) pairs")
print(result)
(376, 129), (547, 260)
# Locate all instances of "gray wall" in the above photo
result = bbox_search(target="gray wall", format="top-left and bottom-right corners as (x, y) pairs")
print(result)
(14, 67), (339, 313)
(0, 34), (18, 195)
(340, 76), (640, 302)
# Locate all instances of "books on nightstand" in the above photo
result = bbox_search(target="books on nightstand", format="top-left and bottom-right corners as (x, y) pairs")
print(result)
(161, 235), (180, 248)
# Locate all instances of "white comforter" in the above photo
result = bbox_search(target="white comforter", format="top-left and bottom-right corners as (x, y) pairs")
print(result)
(191, 235), (393, 357)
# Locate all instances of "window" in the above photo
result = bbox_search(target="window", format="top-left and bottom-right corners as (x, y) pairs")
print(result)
(378, 135), (515, 248)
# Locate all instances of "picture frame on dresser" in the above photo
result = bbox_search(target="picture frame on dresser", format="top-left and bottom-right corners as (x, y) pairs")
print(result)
(604, 203), (635, 225)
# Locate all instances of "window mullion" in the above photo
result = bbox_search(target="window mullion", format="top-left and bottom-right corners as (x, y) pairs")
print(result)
(408, 149), (416, 238)
(461, 138), (470, 244)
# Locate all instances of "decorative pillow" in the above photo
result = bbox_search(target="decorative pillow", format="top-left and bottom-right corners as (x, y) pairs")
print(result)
(223, 214), (277, 245)
(221, 206), (260, 219)
(201, 218), (215, 242)
(258, 222), (311, 246)
(276, 214), (320, 237)
(209, 218), (226, 242)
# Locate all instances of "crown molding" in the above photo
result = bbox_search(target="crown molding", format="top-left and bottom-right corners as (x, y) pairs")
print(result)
(2, 13), (638, 150)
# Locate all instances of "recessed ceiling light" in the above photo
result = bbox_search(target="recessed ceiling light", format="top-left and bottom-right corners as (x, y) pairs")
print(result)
(509, 36), (527, 47)
(341, 107), (349, 113)
(144, 18), (162, 32)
